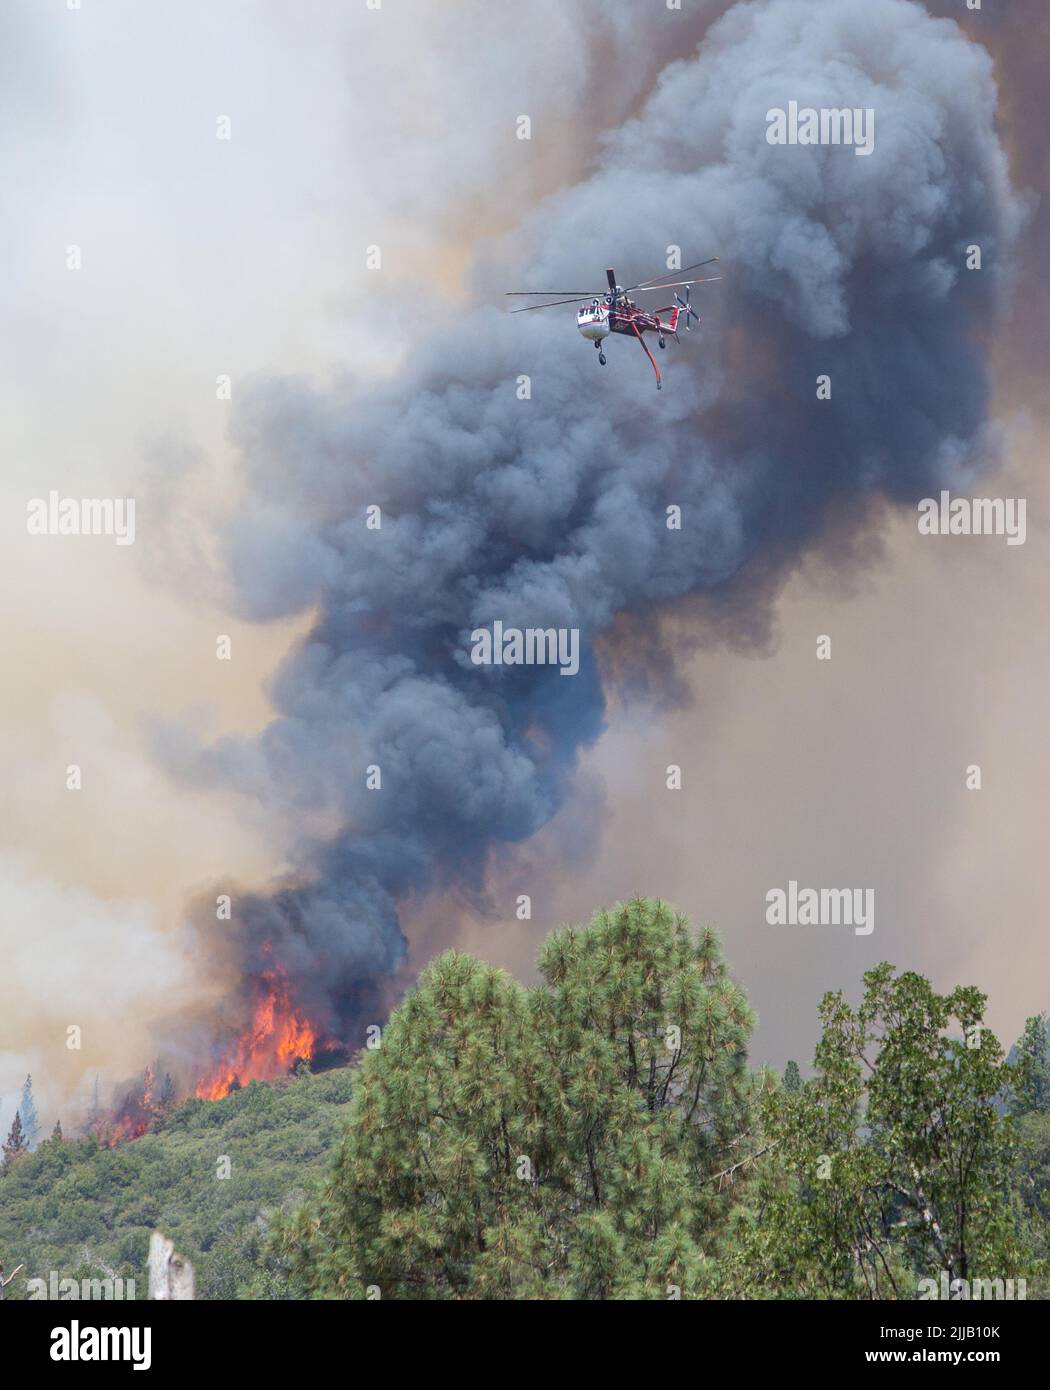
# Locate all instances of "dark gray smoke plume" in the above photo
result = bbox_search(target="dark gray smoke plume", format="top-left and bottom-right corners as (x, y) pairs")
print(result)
(196, 0), (1024, 1042)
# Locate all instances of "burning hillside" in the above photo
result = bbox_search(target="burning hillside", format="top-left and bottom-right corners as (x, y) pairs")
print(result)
(195, 969), (317, 1100)
(88, 965), (323, 1145)
(90, 1065), (176, 1147)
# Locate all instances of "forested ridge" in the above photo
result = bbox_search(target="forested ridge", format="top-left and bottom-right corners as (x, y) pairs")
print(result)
(0, 1068), (352, 1299)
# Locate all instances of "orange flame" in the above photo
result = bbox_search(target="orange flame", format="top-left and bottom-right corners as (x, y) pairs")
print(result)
(101, 1064), (158, 1145)
(195, 971), (316, 1100)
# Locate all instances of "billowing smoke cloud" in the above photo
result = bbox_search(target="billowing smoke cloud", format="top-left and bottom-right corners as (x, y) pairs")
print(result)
(337, 0), (736, 244)
(187, 0), (1024, 1046)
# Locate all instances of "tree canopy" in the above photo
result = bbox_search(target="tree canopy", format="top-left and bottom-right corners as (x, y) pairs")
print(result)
(278, 898), (762, 1299)
(729, 965), (1039, 1299)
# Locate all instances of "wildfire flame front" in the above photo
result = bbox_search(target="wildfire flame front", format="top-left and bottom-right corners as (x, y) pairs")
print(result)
(195, 970), (317, 1100)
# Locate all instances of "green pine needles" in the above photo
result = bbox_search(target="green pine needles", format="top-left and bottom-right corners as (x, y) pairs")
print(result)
(278, 898), (761, 1299)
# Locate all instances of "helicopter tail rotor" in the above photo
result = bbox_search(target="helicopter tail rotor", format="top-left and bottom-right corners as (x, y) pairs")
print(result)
(674, 285), (701, 331)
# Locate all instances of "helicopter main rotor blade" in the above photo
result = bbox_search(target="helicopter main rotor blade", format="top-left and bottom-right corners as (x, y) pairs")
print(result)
(505, 290), (600, 297)
(606, 267), (618, 293)
(509, 296), (590, 313)
(630, 277), (723, 293)
(626, 257), (719, 291)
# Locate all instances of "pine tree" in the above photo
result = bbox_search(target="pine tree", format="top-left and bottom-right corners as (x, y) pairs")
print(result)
(150, 1073), (178, 1132)
(280, 899), (759, 1299)
(1011, 1014), (1050, 1117)
(2, 1113), (28, 1174)
(18, 1075), (39, 1150)
(50, 1119), (63, 1142)
(88, 1074), (102, 1127)
(783, 1059), (802, 1092)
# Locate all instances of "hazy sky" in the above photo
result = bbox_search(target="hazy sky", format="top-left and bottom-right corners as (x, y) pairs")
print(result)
(1, 0), (1044, 1125)
(0, 0), (733, 1120)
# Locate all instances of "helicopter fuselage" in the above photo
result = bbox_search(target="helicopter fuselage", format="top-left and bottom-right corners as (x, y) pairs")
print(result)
(576, 298), (680, 342)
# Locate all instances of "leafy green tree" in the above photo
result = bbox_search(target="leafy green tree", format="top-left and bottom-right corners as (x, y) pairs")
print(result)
(278, 899), (759, 1299)
(738, 964), (1031, 1299)
(783, 1060), (801, 1093)
(1011, 1113), (1050, 1243)
(1006, 1016), (1050, 1284)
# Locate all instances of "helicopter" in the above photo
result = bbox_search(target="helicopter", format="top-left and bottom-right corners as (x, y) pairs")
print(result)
(506, 259), (721, 389)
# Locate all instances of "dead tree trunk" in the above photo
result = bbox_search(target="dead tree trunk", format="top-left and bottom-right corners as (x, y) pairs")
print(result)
(148, 1232), (195, 1300)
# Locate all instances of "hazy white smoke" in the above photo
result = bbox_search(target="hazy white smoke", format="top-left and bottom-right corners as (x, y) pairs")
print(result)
(0, 855), (198, 1128)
